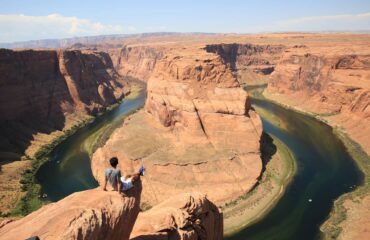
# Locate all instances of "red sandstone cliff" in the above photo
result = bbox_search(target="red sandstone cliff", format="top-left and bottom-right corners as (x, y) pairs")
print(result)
(266, 50), (370, 155)
(108, 46), (165, 81)
(0, 186), (141, 240)
(0, 49), (130, 160)
(92, 45), (263, 207)
(130, 193), (223, 240)
(205, 43), (285, 85)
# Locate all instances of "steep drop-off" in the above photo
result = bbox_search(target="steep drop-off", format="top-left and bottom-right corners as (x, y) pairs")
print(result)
(0, 48), (130, 215)
(205, 43), (285, 85)
(0, 186), (142, 240)
(265, 51), (370, 240)
(108, 46), (165, 81)
(92, 45), (263, 208)
(267, 52), (370, 154)
(131, 192), (223, 240)
(0, 49), (130, 160)
(197, 39), (370, 239)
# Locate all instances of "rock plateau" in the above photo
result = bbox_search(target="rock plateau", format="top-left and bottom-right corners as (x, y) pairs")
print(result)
(92, 45), (263, 208)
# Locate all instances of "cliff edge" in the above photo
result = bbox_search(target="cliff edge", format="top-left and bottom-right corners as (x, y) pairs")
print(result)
(0, 186), (141, 240)
(131, 192), (223, 240)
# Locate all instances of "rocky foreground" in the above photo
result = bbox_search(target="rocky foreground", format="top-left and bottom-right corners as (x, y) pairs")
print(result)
(0, 187), (141, 240)
(0, 185), (223, 240)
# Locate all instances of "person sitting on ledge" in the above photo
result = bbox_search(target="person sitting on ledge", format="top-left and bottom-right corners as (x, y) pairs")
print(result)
(103, 157), (145, 194)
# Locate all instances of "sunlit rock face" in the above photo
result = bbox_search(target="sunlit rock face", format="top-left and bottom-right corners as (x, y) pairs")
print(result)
(130, 192), (223, 240)
(92, 45), (263, 207)
(0, 186), (142, 240)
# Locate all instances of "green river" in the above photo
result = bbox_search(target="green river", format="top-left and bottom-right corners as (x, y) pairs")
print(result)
(37, 85), (364, 240)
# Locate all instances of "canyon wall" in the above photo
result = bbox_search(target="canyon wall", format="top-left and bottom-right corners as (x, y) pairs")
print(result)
(259, 41), (370, 240)
(108, 46), (165, 81)
(205, 42), (370, 156)
(92, 45), (263, 207)
(203, 39), (370, 240)
(266, 49), (370, 155)
(0, 49), (130, 160)
(205, 43), (285, 85)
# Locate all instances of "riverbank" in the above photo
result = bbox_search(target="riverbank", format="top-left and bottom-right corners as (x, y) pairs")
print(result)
(262, 91), (370, 239)
(223, 127), (297, 236)
(0, 116), (94, 218)
(0, 82), (144, 218)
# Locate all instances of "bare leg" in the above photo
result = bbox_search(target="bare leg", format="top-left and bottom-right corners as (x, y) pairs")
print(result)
(131, 173), (141, 183)
(125, 173), (140, 183)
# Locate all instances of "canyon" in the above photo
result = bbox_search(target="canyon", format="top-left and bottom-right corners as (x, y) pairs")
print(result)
(92, 44), (264, 208)
(0, 33), (369, 239)
(87, 33), (370, 240)
(0, 48), (130, 216)
(0, 48), (130, 160)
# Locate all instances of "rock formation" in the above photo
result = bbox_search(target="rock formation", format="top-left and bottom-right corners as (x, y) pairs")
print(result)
(2, 33), (368, 240)
(0, 186), (141, 240)
(205, 43), (285, 85)
(0, 48), (130, 216)
(130, 192), (223, 240)
(92, 45), (263, 207)
(266, 47), (370, 155)
(0, 49), (130, 160)
(253, 35), (370, 240)
(108, 46), (165, 81)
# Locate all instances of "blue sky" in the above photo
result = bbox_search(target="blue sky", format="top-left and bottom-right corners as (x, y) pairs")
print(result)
(1, 0), (370, 42)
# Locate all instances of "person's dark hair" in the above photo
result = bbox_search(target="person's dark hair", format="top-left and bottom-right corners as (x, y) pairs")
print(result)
(109, 157), (119, 168)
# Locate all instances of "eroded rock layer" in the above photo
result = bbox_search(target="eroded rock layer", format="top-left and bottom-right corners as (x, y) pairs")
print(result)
(92, 45), (263, 207)
(205, 43), (285, 85)
(108, 46), (165, 81)
(0, 49), (129, 159)
(266, 47), (370, 155)
(130, 192), (223, 240)
(0, 186), (141, 240)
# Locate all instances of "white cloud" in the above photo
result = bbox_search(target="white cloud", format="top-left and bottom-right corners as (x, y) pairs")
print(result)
(145, 26), (168, 32)
(128, 25), (136, 32)
(0, 13), (126, 43)
(275, 12), (370, 32)
(159, 26), (167, 31)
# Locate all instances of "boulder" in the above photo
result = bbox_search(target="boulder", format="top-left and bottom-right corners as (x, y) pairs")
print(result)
(0, 185), (142, 240)
(130, 193), (223, 240)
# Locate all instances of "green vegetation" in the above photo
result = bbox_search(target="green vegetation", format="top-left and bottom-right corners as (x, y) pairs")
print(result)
(223, 134), (297, 236)
(321, 129), (370, 239)
(11, 118), (93, 216)
(251, 86), (370, 240)
(140, 202), (153, 212)
(10, 81), (145, 216)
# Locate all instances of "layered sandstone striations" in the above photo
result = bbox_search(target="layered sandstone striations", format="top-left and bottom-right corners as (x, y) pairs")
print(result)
(0, 48), (130, 215)
(0, 186), (141, 240)
(257, 36), (370, 240)
(0, 48), (129, 160)
(108, 46), (165, 81)
(205, 43), (285, 85)
(92, 45), (263, 208)
(130, 193), (223, 240)
(267, 51), (370, 155)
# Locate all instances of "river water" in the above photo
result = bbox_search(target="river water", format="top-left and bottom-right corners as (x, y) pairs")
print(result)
(37, 85), (363, 239)
(226, 96), (363, 240)
(36, 86), (146, 202)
